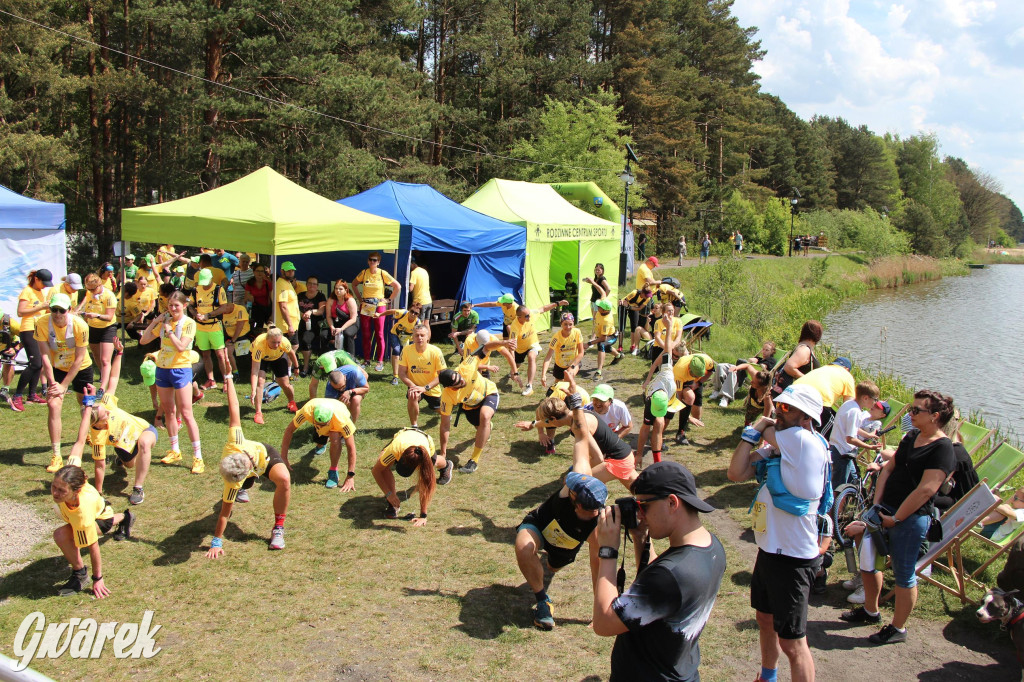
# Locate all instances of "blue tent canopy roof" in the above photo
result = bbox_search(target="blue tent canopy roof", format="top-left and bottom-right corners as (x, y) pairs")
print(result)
(0, 185), (66, 230)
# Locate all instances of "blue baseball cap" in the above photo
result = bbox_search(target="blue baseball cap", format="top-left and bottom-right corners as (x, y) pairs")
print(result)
(565, 471), (608, 510)
(832, 357), (852, 371)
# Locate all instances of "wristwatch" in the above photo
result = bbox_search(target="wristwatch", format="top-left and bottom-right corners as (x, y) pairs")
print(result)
(598, 546), (618, 560)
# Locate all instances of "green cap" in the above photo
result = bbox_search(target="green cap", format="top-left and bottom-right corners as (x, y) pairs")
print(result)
(281, 261), (296, 271)
(144, 254), (155, 265)
(48, 292), (72, 311)
(317, 353), (339, 374)
(592, 384), (614, 401)
(650, 391), (669, 418)
(191, 256), (201, 263)
(197, 268), (213, 286)
(498, 293), (514, 304)
(313, 403), (333, 424)
(596, 299), (612, 312)
(126, 253), (135, 260)
(174, 265), (186, 273)
(140, 359), (157, 386)
(689, 355), (707, 377)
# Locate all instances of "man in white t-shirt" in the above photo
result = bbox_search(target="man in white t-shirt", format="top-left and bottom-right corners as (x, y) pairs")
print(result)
(728, 384), (828, 682)
(586, 384), (633, 438)
(828, 381), (886, 491)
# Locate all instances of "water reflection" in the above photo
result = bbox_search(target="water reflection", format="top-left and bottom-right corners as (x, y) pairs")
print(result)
(824, 265), (1022, 434)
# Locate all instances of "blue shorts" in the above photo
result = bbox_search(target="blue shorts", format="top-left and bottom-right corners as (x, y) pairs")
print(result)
(887, 508), (931, 589)
(389, 333), (410, 357)
(155, 367), (192, 389)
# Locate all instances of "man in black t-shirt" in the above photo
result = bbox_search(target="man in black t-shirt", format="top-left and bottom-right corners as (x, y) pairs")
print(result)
(592, 461), (725, 681)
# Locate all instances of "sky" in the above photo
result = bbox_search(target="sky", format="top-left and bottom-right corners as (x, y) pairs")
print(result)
(730, 0), (1024, 208)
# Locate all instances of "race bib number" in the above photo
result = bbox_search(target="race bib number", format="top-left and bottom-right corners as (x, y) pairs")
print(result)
(751, 501), (767, 534)
(541, 519), (582, 551)
(360, 302), (378, 316)
(55, 348), (74, 368)
(234, 339), (251, 356)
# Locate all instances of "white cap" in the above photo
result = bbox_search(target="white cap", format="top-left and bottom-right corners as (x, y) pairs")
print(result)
(775, 385), (823, 424)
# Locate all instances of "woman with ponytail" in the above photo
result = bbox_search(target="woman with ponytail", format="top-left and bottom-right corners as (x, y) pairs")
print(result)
(371, 428), (453, 526)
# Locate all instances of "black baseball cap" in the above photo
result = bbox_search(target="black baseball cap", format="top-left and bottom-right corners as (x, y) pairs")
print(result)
(632, 461), (715, 513)
(35, 268), (54, 286)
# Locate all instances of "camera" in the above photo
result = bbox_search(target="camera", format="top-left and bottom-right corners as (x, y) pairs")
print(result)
(616, 497), (639, 530)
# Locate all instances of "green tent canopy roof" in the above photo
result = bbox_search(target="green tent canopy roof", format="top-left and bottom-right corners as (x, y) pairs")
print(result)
(462, 179), (616, 231)
(121, 166), (399, 254)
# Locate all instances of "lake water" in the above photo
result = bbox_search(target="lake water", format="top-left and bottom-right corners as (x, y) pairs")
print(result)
(823, 264), (1023, 434)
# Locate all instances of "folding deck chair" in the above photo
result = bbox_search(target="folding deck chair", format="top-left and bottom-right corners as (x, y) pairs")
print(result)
(961, 486), (1024, 588)
(975, 439), (1024, 493)
(958, 420), (995, 459)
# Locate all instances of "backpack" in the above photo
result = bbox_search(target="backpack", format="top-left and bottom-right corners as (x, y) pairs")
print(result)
(263, 381), (282, 403)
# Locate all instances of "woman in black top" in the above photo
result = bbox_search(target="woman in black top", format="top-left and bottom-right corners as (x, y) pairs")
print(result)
(296, 277), (326, 377)
(773, 320), (821, 396)
(841, 390), (956, 645)
(584, 263), (610, 315)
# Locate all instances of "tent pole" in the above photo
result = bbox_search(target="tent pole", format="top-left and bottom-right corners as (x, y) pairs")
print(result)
(271, 254), (277, 328)
(120, 240), (130, 348)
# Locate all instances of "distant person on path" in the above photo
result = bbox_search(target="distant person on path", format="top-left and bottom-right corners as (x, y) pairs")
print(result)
(591, 461), (725, 682)
(699, 233), (711, 265)
(637, 232), (647, 262)
(735, 230), (744, 253)
(677, 235), (687, 264)
(728, 385), (829, 682)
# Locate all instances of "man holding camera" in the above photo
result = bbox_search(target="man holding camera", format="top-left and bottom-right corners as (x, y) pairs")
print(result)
(727, 384), (829, 682)
(590, 461), (725, 681)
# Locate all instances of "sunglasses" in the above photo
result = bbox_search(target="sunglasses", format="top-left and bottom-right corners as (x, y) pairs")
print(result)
(368, 258), (379, 262)
(49, 307), (68, 314)
(909, 406), (934, 416)
(777, 402), (791, 413)
(635, 495), (669, 510)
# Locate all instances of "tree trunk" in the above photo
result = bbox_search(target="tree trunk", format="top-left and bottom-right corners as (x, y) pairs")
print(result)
(201, 0), (223, 190)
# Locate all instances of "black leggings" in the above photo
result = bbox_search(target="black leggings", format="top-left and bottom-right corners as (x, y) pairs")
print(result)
(16, 330), (42, 396)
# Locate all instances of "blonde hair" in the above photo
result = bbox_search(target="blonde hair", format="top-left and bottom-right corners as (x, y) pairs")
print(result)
(220, 453), (251, 483)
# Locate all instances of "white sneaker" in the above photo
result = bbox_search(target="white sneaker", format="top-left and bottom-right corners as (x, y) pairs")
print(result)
(719, 397), (729, 407)
(847, 585), (865, 604)
(842, 575), (863, 591)
(708, 391), (720, 400)
(521, 384), (534, 397)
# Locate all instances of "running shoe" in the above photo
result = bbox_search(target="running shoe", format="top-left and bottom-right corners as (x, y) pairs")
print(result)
(544, 443), (556, 455)
(437, 460), (454, 486)
(812, 570), (827, 595)
(192, 390), (205, 404)
(235, 488), (250, 503)
(610, 353), (623, 365)
(298, 369), (308, 379)
(30, 393), (47, 404)
(719, 397), (729, 408)
(594, 370), (603, 379)
(847, 585), (866, 604)
(287, 401), (298, 413)
(708, 391), (721, 400)
(374, 361), (384, 372)
(521, 384), (534, 397)
(868, 624), (907, 645)
(10, 394), (24, 412)
(269, 526), (285, 550)
(533, 598), (555, 630)
(674, 433), (690, 446)
(190, 457), (205, 474)
(58, 568), (87, 596)
(459, 460), (478, 474)
(201, 379), (217, 390)
(839, 606), (880, 624)
(313, 443), (327, 456)
(160, 450), (182, 465)
(391, 376), (400, 386)
(46, 454), (63, 473)
(843, 575), (863, 591)
(254, 413), (265, 425)
(384, 503), (400, 519)
(129, 486), (145, 505)
(630, 345), (638, 356)
(113, 509), (135, 541)
(325, 470), (340, 488)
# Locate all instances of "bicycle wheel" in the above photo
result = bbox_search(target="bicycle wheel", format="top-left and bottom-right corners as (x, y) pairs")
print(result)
(831, 484), (863, 545)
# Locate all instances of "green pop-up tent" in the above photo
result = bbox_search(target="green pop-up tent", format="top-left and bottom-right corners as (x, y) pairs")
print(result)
(122, 166), (400, 328)
(462, 179), (620, 327)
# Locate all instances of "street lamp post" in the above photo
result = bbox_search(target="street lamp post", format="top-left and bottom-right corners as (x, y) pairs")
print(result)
(787, 187), (802, 257)
(618, 145), (638, 287)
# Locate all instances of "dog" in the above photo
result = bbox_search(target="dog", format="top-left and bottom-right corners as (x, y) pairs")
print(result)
(976, 587), (1024, 679)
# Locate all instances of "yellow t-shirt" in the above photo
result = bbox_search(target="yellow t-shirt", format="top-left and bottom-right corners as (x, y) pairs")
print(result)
(353, 268), (395, 301)
(136, 288), (156, 313)
(293, 399), (356, 438)
(408, 267), (431, 305)
(636, 263), (654, 290)
(83, 289), (118, 328)
(222, 306), (250, 338)
(274, 277), (305, 328)
(673, 353), (714, 385)
(794, 365), (856, 408)
(440, 355), (497, 415)
(102, 277), (116, 292)
(391, 310), (419, 341)
(88, 399), (151, 461)
(500, 302), (517, 326)
(399, 343), (446, 396)
(221, 426), (270, 503)
(56, 483), (114, 548)
(118, 292), (144, 324)
(378, 428), (435, 468)
(548, 327), (583, 368)
(509, 316), (539, 353)
(593, 307), (616, 337)
(548, 381), (591, 407)
(34, 314), (92, 372)
(137, 266), (159, 289)
(655, 283), (684, 305)
(156, 316), (197, 369)
(654, 317), (683, 348)
(462, 332), (493, 365)
(251, 333), (293, 362)
(0, 316), (20, 352)
(192, 284), (227, 332)
(18, 285), (51, 331)
(276, 287), (299, 329)
(157, 294), (169, 316)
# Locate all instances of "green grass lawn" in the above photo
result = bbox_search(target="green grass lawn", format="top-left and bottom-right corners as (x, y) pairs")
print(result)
(0, 258), (1009, 680)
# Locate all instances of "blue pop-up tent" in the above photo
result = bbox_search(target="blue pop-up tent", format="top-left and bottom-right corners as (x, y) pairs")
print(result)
(0, 185), (67, 317)
(285, 181), (525, 332)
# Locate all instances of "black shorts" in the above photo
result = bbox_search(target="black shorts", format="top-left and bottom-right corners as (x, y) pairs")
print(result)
(96, 517), (114, 535)
(693, 382), (704, 407)
(259, 355), (290, 379)
(88, 325), (117, 344)
(298, 327), (320, 352)
(502, 323), (511, 339)
(552, 364), (574, 381)
(113, 425), (158, 464)
(519, 512), (580, 569)
(750, 549), (820, 640)
(464, 393), (499, 427)
(53, 366), (95, 394)
(419, 394), (441, 410)
(642, 395), (676, 426)
(514, 348), (536, 364)
(242, 449), (287, 488)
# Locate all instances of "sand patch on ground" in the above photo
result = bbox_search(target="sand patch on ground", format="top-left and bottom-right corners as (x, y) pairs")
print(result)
(0, 498), (54, 577)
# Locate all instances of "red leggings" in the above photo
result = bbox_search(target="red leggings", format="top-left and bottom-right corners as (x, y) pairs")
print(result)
(360, 305), (386, 361)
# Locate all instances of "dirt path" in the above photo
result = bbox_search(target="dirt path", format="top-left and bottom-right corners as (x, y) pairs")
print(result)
(703, 507), (1019, 680)
(0, 498), (53, 578)
(663, 251), (828, 269)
